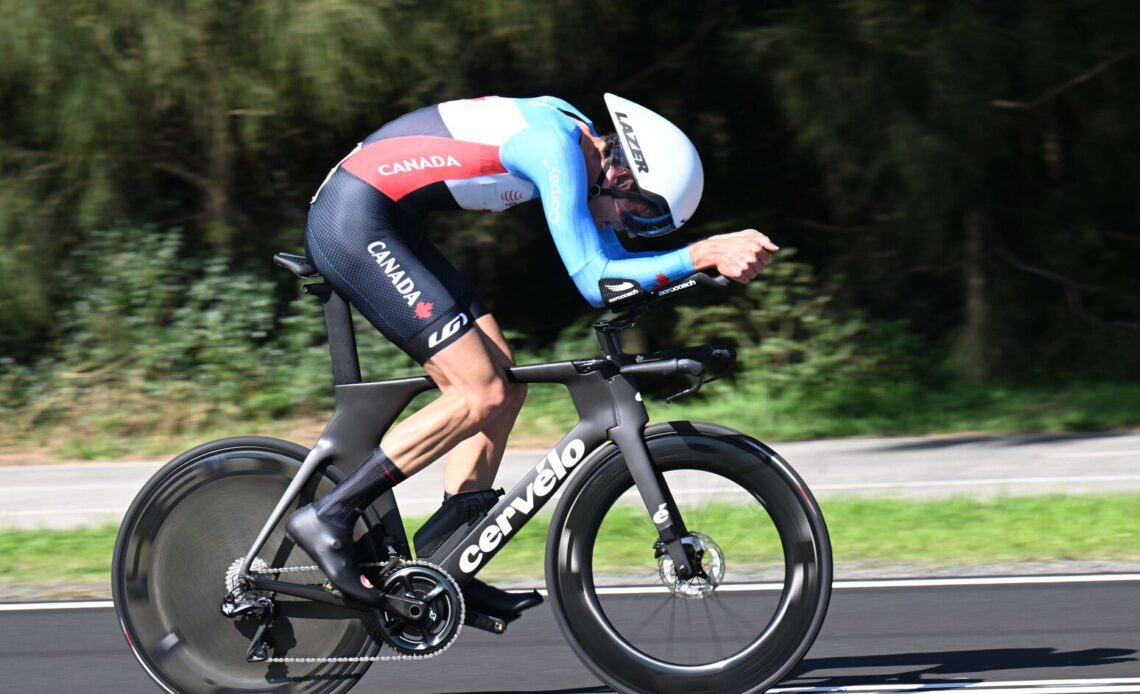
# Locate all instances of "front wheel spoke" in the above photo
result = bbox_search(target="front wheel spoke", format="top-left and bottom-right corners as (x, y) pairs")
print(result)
(700, 595), (726, 661)
(708, 592), (758, 632)
(625, 594), (677, 640)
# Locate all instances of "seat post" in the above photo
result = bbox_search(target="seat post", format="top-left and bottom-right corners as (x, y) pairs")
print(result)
(304, 283), (362, 385)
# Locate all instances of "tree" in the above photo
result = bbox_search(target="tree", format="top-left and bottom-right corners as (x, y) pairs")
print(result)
(755, 0), (1140, 377)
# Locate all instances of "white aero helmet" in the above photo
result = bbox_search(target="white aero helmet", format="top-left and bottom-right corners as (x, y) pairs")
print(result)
(597, 93), (704, 237)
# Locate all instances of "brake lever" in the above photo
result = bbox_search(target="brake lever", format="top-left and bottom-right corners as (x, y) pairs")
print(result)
(703, 345), (737, 384)
(665, 370), (707, 403)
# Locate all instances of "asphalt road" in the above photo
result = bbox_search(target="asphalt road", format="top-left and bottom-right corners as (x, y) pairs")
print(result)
(2, 576), (1137, 693)
(3, 431), (1139, 529)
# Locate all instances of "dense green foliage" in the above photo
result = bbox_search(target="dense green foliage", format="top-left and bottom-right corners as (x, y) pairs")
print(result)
(2, 1), (1138, 443)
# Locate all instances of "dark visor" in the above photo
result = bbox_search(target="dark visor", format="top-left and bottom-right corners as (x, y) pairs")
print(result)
(601, 140), (675, 236)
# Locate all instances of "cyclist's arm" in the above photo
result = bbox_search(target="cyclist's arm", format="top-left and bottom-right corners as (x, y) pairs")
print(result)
(500, 126), (694, 308)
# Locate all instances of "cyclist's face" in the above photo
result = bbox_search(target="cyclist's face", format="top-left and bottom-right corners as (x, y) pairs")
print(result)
(587, 135), (663, 233)
(604, 164), (659, 220)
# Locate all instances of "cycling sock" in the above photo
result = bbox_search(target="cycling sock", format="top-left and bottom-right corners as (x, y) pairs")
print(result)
(314, 446), (406, 529)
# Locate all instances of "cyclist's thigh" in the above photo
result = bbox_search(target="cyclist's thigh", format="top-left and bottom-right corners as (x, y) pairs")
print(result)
(471, 314), (517, 369)
(305, 168), (484, 364)
(424, 315), (518, 396)
(422, 327), (506, 401)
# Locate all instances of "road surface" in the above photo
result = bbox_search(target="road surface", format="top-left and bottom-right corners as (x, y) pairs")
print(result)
(1, 575), (1137, 693)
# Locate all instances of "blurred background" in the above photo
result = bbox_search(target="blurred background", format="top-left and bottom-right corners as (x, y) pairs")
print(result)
(2, 0), (1139, 458)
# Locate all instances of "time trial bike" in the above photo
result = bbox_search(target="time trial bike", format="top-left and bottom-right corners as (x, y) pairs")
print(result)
(112, 251), (832, 694)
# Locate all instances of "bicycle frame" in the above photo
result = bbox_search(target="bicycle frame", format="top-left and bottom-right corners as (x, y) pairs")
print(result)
(240, 283), (698, 605)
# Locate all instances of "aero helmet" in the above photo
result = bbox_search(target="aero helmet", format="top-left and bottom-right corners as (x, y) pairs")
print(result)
(593, 93), (704, 237)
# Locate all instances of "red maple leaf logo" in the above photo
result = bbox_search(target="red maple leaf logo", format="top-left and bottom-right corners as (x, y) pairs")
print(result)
(413, 301), (434, 320)
(653, 273), (670, 290)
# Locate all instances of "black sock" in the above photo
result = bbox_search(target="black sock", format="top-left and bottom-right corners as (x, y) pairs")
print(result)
(315, 447), (406, 529)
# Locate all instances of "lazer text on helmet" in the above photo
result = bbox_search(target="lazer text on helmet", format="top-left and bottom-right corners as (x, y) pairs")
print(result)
(615, 112), (649, 173)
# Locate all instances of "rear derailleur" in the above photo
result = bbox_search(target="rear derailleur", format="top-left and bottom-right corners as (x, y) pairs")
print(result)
(220, 592), (276, 662)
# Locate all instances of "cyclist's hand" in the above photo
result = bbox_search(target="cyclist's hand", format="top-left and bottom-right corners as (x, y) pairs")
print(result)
(689, 230), (779, 284)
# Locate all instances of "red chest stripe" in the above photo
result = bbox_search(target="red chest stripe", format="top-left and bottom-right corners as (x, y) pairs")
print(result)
(340, 136), (507, 201)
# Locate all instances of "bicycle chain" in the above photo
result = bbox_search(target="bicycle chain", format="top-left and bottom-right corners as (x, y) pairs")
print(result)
(246, 559), (464, 664)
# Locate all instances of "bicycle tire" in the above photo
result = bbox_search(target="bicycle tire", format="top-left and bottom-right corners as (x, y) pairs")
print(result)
(112, 436), (385, 693)
(546, 421), (832, 694)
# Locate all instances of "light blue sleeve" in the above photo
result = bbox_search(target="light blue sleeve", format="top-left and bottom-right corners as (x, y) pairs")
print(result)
(500, 125), (695, 308)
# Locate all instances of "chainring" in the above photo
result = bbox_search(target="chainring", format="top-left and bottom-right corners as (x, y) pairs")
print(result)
(376, 561), (464, 656)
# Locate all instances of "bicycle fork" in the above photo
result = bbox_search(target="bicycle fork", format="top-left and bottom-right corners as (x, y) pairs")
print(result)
(605, 374), (699, 580)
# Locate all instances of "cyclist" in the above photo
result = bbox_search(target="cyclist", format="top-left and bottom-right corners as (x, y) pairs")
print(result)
(286, 94), (778, 624)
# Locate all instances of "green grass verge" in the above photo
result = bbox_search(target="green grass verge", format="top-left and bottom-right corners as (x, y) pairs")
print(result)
(2, 494), (1137, 596)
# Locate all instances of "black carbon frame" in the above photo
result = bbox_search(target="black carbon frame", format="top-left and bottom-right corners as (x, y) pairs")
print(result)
(241, 276), (701, 595)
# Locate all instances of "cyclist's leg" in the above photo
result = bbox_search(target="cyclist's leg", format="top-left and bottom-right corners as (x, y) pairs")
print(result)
(378, 219), (527, 492)
(376, 324), (511, 476)
(292, 171), (517, 603)
(305, 172), (512, 481)
(433, 314), (527, 495)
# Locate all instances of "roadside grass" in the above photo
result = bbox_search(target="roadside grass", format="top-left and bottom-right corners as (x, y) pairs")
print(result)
(3, 494), (1137, 597)
(4, 378), (1138, 462)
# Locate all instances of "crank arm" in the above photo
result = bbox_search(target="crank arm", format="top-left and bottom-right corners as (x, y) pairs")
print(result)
(382, 592), (429, 621)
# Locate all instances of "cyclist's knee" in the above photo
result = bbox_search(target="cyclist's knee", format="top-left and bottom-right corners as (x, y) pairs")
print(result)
(458, 374), (509, 429)
(505, 382), (528, 414)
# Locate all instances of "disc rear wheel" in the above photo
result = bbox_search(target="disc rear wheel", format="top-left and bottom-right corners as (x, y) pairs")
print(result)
(112, 437), (385, 693)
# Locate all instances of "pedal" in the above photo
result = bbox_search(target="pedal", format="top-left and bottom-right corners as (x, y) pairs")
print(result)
(464, 609), (507, 635)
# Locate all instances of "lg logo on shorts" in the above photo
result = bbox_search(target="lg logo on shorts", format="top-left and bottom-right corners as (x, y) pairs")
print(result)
(427, 312), (469, 349)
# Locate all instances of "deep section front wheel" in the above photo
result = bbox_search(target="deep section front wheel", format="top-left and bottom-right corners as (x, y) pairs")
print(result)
(546, 422), (832, 694)
(112, 436), (385, 693)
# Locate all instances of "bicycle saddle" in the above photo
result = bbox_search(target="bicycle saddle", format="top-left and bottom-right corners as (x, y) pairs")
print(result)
(273, 252), (321, 279)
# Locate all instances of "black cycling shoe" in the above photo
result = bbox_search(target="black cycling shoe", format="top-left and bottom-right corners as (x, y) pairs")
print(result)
(414, 490), (542, 627)
(285, 505), (384, 607)
(463, 578), (543, 621)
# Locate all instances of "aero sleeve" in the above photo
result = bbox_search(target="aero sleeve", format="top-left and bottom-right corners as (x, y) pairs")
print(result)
(500, 126), (694, 308)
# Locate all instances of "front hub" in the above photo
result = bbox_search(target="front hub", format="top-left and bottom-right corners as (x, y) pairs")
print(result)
(657, 532), (725, 599)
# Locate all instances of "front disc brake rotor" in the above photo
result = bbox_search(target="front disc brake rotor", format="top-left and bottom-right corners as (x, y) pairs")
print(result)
(658, 531), (726, 598)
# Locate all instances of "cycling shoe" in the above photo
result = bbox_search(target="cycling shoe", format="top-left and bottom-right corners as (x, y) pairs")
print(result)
(285, 505), (384, 607)
(463, 578), (543, 621)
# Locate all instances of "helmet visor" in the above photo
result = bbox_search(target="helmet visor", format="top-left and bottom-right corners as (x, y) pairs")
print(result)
(603, 140), (675, 236)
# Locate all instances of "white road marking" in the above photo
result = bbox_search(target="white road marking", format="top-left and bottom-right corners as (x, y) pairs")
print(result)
(0, 600), (113, 611)
(771, 677), (1140, 692)
(526, 573), (1140, 597)
(0, 484), (141, 492)
(5, 573), (1139, 612)
(812, 475), (1140, 491)
(0, 508), (125, 517)
(1046, 450), (1140, 459)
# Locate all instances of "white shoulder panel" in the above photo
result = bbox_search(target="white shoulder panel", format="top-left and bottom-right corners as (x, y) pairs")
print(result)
(438, 97), (529, 145)
(445, 174), (537, 212)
